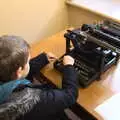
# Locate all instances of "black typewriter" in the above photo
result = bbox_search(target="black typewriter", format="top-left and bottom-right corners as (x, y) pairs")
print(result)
(54, 20), (120, 88)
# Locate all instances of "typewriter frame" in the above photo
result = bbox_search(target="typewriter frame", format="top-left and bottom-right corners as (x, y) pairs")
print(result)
(54, 21), (120, 88)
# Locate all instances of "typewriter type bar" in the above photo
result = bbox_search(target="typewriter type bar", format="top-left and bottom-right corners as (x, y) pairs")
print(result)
(104, 20), (120, 31)
(82, 32), (120, 54)
(81, 24), (120, 54)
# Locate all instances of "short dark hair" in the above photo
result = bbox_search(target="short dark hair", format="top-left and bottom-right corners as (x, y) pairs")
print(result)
(0, 35), (30, 82)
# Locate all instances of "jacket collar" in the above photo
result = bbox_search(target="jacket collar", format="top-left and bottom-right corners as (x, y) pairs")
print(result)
(0, 79), (31, 104)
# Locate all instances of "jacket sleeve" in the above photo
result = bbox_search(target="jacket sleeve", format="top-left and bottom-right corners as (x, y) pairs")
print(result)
(26, 53), (49, 80)
(30, 65), (79, 116)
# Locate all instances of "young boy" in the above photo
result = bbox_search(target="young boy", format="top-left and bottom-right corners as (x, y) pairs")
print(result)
(0, 35), (78, 120)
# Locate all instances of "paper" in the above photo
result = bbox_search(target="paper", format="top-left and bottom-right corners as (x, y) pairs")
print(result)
(95, 93), (120, 120)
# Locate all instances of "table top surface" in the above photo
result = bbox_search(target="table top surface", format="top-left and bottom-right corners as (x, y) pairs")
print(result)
(31, 29), (120, 120)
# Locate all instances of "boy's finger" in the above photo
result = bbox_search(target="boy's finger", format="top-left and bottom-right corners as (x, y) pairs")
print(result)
(49, 56), (57, 59)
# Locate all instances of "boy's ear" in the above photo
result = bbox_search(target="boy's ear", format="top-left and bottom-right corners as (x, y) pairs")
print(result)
(16, 66), (23, 79)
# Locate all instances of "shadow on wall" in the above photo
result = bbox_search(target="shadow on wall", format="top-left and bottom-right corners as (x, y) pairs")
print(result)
(0, 0), (68, 43)
(35, 7), (69, 43)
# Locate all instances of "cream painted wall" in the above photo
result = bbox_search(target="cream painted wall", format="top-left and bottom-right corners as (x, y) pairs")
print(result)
(67, 6), (106, 28)
(0, 0), (68, 43)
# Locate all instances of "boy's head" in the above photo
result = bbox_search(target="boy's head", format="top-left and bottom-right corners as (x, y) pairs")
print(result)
(0, 35), (30, 82)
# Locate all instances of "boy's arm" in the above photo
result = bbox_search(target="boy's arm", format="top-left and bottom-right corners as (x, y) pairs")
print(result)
(30, 65), (78, 116)
(30, 52), (49, 70)
(26, 53), (49, 80)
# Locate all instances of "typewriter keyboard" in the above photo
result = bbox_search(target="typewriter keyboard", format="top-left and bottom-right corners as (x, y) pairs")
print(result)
(54, 53), (98, 87)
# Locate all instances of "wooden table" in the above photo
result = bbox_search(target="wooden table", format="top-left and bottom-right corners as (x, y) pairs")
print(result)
(31, 29), (120, 120)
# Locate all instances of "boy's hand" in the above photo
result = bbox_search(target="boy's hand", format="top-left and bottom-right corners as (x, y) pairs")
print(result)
(63, 55), (74, 66)
(46, 52), (57, 62)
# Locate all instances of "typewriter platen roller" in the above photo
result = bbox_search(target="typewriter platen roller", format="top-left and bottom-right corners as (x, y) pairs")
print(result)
(54, 20), (120, 88)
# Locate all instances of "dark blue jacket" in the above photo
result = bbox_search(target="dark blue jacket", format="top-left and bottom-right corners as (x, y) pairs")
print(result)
(0, 53), (78, 120)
